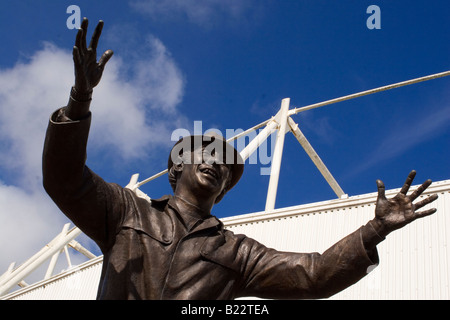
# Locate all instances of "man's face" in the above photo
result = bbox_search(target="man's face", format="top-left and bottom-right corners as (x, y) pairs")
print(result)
(176, 145), (232, 200)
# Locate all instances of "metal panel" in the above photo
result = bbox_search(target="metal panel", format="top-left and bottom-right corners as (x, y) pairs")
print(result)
(3, 180), (450, 300)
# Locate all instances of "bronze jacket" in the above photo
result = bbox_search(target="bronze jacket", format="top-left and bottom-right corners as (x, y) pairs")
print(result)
(43, 108), (383, 300)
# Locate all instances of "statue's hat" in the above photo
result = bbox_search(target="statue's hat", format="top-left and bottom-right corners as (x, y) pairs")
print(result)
(168, 133), (244, 191)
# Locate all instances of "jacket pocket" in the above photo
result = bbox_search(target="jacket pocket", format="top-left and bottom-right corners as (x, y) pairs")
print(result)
(121, 195), (173, 245)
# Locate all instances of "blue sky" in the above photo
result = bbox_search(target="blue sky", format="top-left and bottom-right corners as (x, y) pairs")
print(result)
(0, 1), (449, 281)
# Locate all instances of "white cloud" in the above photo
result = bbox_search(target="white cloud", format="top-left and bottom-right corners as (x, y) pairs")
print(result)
(0, 183), (68, 277)
(0, 33), (185, 290)
(0, 43), (73, 191)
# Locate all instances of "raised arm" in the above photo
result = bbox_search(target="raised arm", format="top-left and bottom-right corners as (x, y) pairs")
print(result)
(43, 18), (121, 252)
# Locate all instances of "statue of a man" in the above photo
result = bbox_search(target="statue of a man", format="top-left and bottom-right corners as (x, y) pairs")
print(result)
(42, 19), (438, 300)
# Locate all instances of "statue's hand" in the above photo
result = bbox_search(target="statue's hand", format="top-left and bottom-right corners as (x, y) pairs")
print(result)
(373, 170), (438, 236)
(72, 18), (113, 97)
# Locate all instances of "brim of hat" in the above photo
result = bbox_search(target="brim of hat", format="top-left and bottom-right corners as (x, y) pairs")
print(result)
(168, 135), (244, 190)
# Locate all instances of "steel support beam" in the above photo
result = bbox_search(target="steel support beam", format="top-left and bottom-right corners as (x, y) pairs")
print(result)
(288, 117), (346, 199)
(265, 98), (290, 212)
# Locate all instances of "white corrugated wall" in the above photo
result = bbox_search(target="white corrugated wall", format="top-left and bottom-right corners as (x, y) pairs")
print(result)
(3, 180), (449, 300)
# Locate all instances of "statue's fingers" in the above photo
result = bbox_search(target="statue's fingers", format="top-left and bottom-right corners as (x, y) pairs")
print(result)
(72, 46), (88, 91)
(415, 208), (437, 220)
(414, 194), (438, 210)
(98, 50), (114, 69)
(89, 20), (104, 51)
(73, 46), (82, 68)
(75, 28), (84, 55)
(376, 179), (387, 201)
(409, 179), (432, 201)
(80, 17), (89, 53)
(399, 170), (416, 195)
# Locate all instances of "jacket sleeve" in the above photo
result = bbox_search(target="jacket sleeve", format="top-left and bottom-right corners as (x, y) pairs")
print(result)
(237, 224), (381, 299)
(42, 108), (127, 252)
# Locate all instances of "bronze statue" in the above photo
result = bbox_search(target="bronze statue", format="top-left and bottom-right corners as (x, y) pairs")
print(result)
(42, 19), (438, 299)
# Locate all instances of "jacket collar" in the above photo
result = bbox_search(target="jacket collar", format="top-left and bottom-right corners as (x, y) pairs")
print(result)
(156, 194), (223, 234)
